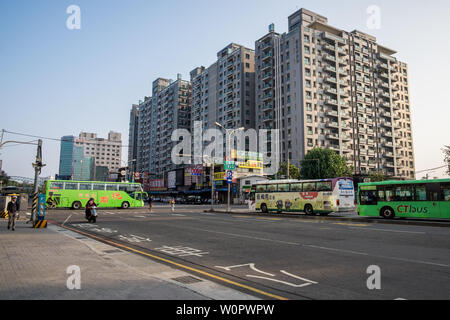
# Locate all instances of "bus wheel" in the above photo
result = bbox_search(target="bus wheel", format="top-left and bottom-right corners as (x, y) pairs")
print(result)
(381, 207), (395, 219)
(72, 201), (82, 210)
(121, 202), (130, 209)
(261, 204), (269, 213)
(304, 204), (314, 216)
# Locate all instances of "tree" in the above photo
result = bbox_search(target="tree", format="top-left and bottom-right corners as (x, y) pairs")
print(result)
(443, 146), (450, 176)
(368, 171), (387, 182)
(300, 148), (353, 179)
(277, 162), (301, 180)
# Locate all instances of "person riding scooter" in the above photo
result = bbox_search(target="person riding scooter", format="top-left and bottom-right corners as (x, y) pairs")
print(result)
(85, 198), (98, 223)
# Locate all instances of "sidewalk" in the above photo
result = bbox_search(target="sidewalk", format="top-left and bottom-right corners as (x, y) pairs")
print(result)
(0, 220), (258, 300)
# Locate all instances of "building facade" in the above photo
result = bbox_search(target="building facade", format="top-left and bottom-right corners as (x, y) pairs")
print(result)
(75, 131), (122, 173)
(136, 75), (191, 177)
(190, 43), (256, 133)
(58, 135), (76, 180)
(255, 8), (415, 178)
(128, 104), (139, 173)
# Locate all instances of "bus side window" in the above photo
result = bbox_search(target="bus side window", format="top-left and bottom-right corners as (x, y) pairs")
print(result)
(360, 191), (377, 205)
(384, 187), (394, 202)
(440, 183), (450, 201)
(426, 183), (440, 202)
(414, 185), (427, 201)
(377, 188), (386, 202)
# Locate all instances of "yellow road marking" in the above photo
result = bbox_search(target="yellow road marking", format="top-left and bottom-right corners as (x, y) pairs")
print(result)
(334, 223), (369, 227)
(233, 215), (281, 221)
(54, 222), (289, 301)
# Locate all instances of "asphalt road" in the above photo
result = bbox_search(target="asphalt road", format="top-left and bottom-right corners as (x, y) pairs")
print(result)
(46, 205), (450, 300)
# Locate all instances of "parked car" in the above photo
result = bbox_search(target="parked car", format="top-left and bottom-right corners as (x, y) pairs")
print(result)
(185, 196), (196, 204)
(175, 197), (185, 204)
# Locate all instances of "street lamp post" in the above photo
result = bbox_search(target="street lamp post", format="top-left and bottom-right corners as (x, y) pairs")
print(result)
(215, 123), (244, 213)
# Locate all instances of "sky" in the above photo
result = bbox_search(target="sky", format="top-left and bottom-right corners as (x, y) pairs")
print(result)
(0, 0), (449, 179)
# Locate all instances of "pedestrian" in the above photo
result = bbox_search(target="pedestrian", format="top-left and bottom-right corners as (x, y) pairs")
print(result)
(170, 197), (175, 212)
(85, 198), (98, 223)
(148, 195), (153, 213)
(7, 196), (19, 231)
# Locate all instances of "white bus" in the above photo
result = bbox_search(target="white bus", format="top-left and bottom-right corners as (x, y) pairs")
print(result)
(252, 178), (355, 216)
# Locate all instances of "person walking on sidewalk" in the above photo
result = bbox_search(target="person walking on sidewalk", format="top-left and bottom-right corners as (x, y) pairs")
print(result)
(170, 197), (175, 212)
(148, 195), (153, 213)
(7, 196), (19, 231)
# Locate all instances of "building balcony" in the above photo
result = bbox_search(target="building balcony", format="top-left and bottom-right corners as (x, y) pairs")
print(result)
(323, 53), (336, 63)
(326, 132), (340, 140)
(261, 62), (272, 71)
(326, 121), (339, 129)
(262, 72), (273, 80)
(324, 66), (337, 74)
(262, 93), (273, 101)
(325, 98), (338, 106)
(322, 32), (346, 45)
(325, 87), (338, 95)
(262, 51), (272, 61)
(324, 76), (337, 84)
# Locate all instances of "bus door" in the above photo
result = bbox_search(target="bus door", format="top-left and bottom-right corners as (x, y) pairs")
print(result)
(426, 183), (441, 218)
(60, 197), (70, 208)
(134, 192), (143, 207)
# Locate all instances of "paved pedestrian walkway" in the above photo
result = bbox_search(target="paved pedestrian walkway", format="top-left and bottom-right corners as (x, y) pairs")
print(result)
(0, 220), (258, 300)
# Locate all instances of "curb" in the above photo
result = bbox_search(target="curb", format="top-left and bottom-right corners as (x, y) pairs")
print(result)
(204, 209), (450, 228)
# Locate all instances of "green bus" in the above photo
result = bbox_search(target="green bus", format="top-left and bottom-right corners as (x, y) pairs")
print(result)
(358, 179), (450, 219)
(44, 180), (147, 210)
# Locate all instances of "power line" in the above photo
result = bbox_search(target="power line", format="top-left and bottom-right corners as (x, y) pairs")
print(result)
(415, 165), (447, 174)
(3, 130), (130, 148)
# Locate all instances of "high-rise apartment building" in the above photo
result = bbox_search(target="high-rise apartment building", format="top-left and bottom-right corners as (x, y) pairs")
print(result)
(190, 43), (255, 132)
(255, 8), (415, 178)
(128, 104), (139, 172)
(136, 75), (191, 177)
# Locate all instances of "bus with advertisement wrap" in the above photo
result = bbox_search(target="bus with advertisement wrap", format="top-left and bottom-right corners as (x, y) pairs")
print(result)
(253, 178), (355, 215)
(358, 179), (450, 219)
(44, 180), (147, 210)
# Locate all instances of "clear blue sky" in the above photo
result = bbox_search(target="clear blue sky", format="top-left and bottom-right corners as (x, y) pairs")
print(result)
(1, 0), (449, 179)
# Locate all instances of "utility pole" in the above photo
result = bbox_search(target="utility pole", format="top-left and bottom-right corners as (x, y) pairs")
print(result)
(30, 139), (45, 225)
(210, 159), (215, 212)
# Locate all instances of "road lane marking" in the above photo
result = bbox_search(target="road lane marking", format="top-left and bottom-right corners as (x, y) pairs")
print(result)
(50, 222), (289, 300)
(62, 214), (73, 226)
(348, 227), (426, 235)
(303, 244), (369, 256)
(155, 245), (209, 257)
(334, 223), (369, 227)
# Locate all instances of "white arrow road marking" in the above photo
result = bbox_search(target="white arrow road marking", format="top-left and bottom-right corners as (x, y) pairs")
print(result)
(280, 270), (318, 284)
(216, 263), (275, 277)
(246, 275), (316, 288)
